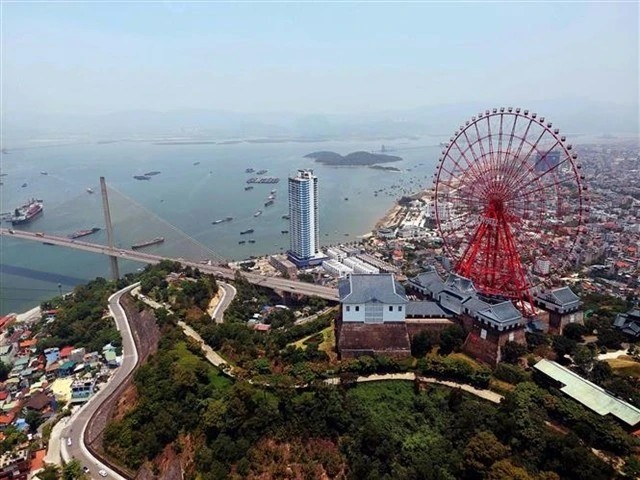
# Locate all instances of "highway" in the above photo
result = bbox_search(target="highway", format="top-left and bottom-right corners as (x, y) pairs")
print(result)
(0, 228), (339, 301)
(61, 283), (139, 480)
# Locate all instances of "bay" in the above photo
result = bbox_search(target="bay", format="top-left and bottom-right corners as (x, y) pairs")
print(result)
(0, 138), (441, 314)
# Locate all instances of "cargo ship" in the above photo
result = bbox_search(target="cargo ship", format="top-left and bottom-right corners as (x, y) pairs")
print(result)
(131, 237), (164, 249)
(69, 227), (101, 239)
(11, 199), (43, 225)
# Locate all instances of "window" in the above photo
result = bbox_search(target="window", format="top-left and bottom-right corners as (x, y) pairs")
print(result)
(355, 306), (360, 312)
(480, 329), (487, 340)
(346, 306), (350, 312)
(389, 306), (393, 312)
(399, 306), (402, 312)
(508, 332), (515, 341)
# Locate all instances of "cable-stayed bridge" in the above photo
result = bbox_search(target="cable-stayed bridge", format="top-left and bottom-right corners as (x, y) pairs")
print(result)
(1, 179), (338, 301)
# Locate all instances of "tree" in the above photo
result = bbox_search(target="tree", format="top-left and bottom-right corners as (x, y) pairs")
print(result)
(37, 464), (61, 480)
(563, 323), (587, 342)
(24, 410), (44, 434)
(0, 361), (9, 382)
(502, 341), (527, 364)
(411, 330), (437, 358)
(486, 459), (533, 480)
(572, 345), (595, 374)
(462, 431), (510, 479)
(439, 324), (466, 355)
(62, 459), (88, 480)
(552, 336), (577, 361)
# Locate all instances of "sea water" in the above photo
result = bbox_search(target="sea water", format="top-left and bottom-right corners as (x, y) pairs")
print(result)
(0, 138), (441, 314)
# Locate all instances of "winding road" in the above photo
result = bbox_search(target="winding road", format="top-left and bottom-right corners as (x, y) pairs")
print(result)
(59, 283), (140, 479)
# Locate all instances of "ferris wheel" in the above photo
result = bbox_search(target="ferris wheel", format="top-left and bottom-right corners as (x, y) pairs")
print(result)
(433, 107), (587, 315)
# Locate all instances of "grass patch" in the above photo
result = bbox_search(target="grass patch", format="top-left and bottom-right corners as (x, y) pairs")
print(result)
(292, 325), (333, 350)
(319, 322), (337, 362)
(445, 352), (484, 370)
(489, 378), (516, 395)
(606, 356), (640, 378)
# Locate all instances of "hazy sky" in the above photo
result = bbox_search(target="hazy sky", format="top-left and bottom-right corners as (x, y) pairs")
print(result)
(2, 2), (638, 115)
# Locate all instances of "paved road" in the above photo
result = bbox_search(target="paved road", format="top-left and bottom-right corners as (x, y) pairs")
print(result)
(211, 282), (237, 323)
(60, 283), (140, 480)
(0, 228), (339, 301)
(325, 373), (504, 404)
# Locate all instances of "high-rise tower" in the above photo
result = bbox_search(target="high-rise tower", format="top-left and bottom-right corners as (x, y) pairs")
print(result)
(287, 169), (323, 267)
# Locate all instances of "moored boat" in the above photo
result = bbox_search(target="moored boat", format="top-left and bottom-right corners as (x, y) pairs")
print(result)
(11, 199), (43, 225)
(69, 227), (101, 239)
(131, 237), (164, 249)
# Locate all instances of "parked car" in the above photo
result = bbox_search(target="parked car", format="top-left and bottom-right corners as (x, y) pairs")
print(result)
(98, 470), (108, 477)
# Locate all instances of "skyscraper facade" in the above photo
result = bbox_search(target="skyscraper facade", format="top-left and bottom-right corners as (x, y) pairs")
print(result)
(288, 169), (321, 266)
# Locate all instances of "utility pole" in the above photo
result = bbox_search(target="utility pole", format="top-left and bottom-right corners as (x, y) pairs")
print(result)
(100, 176), (120, 280)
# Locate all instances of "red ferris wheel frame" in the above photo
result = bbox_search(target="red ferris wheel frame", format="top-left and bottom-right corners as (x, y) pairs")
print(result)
(433, 107), (587, 316)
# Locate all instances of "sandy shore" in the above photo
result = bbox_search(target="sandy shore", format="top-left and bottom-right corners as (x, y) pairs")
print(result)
(373, 203), (403, 231)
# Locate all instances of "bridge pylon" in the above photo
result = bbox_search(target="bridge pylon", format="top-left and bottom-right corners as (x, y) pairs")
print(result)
(100, 176), (120, 280)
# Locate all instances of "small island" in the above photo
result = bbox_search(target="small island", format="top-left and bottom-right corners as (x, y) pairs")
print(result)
(370, 165), (401, 172)
(305, 150), (403, 166)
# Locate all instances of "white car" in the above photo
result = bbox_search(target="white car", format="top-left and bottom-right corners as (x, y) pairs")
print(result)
(66, 438), (72, 446)
(98, 470), (108, 477)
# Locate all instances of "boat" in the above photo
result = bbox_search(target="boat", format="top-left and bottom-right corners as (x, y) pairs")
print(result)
(344, 197), (349, 201)
(40, 171), (48, 175)
(133, 175), (151, 181)
(21, 183), (27, 188)
(193, 161), (201, 166)
(86, 188), (94, 194)
(244, 186), (254, 191)
(43, 242), (55, 246)
(254, 210), (262, 217)
(270, 189), (277, 194)
(212, 219), (224, 225)
(11, 199), (43, 225)
(245, 168), (255, 173)
(264, 200), (274, 207)
(281, 230), (289, 234)
(131, 237), (164, 249)
(256, 169), (267, 175)
(240, 228), (254, 235)
(238, 240), (246, 244)
(225, 217), (233, 221)
(144, 171), (161, 176)
(69, 227), (101, 239)
(281, 215), (290, 220)
(248, 240), (256, 244)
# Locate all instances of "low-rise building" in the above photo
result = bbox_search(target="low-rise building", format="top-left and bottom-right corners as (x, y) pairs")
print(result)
(337, 273), (411, 359)
(613, 309), (640, 338)
(535, 287), (583, 334)
(534, 359), (640, 431)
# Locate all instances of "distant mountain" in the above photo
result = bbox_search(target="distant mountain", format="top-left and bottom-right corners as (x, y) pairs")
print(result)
(3, 97), (637, 144)
(305, 151), (403, 165)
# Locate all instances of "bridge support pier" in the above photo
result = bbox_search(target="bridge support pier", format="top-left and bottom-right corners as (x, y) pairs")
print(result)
(100, 176), (120, 280)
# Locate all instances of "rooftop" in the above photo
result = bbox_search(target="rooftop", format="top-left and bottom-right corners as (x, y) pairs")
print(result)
(405, 301), (450, 318)
(339, 273), (408, 304)
(534, 359), (640, 427)
(537, 286), (581, 307)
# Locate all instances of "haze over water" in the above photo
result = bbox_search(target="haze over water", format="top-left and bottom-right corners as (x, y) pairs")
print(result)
(0, 138), (440, 314)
